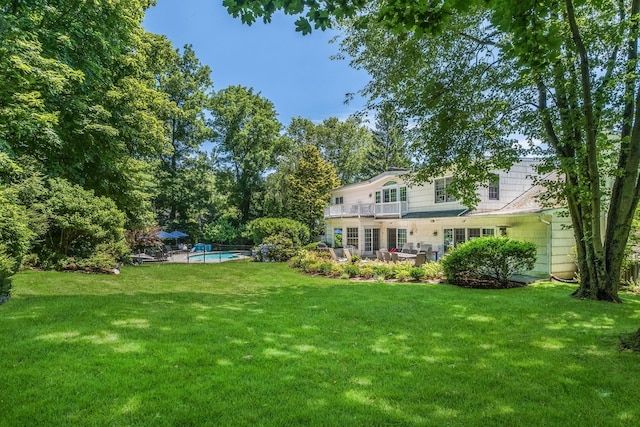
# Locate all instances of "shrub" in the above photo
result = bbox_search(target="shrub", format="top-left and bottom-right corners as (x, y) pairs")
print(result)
(372, 264), (393, 279)
(330, 263), (345, 277)
(360, 265), (375, 279)
(410, 267), (426, 281)
(35, 178), (126, 267)
(343, 264), (360, 278)
(254, 233), (296, 262)
(442, 237), (537, 287)
(422, 261), (444, 280)
(245, 218), (310, 247)
(0, 190), (33, 297)
(203, 218), (240, 244)
(319, 261), (334, 276)
(350, 254), (361, 263)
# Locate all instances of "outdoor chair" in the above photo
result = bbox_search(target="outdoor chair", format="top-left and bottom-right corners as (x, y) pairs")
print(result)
(376, 250), (384, 261)
(391, 252), (399, 263)
(414, 253), (426, 267)
(343, 248), (353, 262)
(383, 251), (392, 263)
(329, 248), (347, 262)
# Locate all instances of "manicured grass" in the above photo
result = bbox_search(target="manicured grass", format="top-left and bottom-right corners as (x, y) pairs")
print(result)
(2, 262), (640, 426)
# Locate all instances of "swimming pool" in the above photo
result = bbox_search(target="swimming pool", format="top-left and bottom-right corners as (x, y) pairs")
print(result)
(187, 251), (243, 262)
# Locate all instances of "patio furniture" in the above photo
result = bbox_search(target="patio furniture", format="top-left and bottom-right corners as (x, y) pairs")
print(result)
(414, 253), (426, 267)
(343, 248), (353, 262)
(391, 252), (399, 263)
(383, 251), (392, 263)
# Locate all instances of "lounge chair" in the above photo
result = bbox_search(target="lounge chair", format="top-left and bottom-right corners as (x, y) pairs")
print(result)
(343, 248), (353, 262)
(329, 247), (347, 262)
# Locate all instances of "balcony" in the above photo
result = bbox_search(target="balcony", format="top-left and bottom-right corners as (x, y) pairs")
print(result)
(324, 202), (408, 219)
(324, 203), (374, 218)
(374, 201), (408, 218)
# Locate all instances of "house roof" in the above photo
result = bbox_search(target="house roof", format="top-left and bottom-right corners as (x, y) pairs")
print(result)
(333, 168), (411, 192)
(402, 209), (469, 219)
(467, 173), (558, 217)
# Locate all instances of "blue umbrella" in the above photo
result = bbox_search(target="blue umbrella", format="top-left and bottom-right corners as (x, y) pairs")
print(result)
(168, 230), (188, 238)
(157, 230), (173, 239)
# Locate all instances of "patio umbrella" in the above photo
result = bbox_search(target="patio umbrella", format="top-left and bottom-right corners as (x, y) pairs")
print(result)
(156, 230), (173, 239)
(168, 230), (188, 238)
(168, 230), (189, 248)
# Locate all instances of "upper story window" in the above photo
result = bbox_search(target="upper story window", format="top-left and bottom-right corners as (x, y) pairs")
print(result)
(375, 181), (407, 204)
(435, 177), (456, 203)
(488, 178), (500, 200)
(334, 196), (344, 205)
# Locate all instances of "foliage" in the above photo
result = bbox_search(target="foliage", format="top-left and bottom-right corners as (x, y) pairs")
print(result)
(442, 237), (537, 287)
(38, 178), (127, 268)
(264, 144), (340, 235)
(1, 1), (170, 225)
(253, 233), (296, 262)
(154, 44), (216, 230)
(285, 116), (373, 185)
(203, 218), (241, 244)
(245, 217), (310, 247)
(364, 102), (412, 177)
(209, 86), (285, 222)
(342, 264), (360, 278)
(0, 171), (33, 296)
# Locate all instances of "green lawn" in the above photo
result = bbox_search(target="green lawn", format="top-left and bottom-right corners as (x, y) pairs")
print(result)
(2, 262), (640, 426)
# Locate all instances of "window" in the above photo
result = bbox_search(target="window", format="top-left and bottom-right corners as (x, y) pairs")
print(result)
(382, 188), (397, 203)
(375, 184), (406, 205)
(346, 227), (359, 248)
(397, 229), (408, 248)
(468, 228), (481, 240)
(488, 178), (500, 200)
(334, 196), (344, 205)
(435, 177), (456, 203)
(482, 228), (495, 237)
(400, 186), (407, 202)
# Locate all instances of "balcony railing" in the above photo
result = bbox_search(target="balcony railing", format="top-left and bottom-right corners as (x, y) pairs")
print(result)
(374, 201), (408, 218)
(324, 202), (408, 218)
(324, 203), (374, 218)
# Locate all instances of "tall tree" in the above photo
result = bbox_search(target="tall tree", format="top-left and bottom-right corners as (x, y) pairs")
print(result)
(154, 44), (215, 227)
(209, 86), (285, 223)
(364, 102), (411, 177)
(1, 0), (170, 225)
(286, 116), (373, 184)
(264, 144), (339, 235)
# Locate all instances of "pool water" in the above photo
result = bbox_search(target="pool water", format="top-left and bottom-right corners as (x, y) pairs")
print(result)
(188, 251), (241, 262)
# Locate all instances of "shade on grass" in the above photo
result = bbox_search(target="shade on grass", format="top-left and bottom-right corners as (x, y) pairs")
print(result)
(2, 262), (640, 426)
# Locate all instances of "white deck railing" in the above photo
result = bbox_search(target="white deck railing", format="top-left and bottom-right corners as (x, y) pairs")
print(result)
(324, 202), (408, 218)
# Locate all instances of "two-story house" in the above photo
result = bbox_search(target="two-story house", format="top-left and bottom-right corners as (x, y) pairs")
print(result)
(323, 159), (576, 279)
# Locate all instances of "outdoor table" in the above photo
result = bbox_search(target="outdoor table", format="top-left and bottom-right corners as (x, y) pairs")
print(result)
(396, 252), (417, 260)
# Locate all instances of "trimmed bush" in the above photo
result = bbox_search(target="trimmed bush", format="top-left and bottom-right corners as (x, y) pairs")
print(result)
(442, 237), (537, 287)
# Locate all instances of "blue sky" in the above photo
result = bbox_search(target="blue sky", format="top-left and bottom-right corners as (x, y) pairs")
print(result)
(143, 0), (370, 126)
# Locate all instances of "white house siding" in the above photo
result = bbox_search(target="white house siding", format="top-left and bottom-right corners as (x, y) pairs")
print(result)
(504, 215), (551, 277)
(475, 160), (538, 211)
(550, 210), (577, 279)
